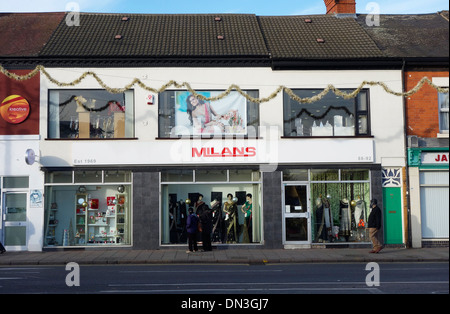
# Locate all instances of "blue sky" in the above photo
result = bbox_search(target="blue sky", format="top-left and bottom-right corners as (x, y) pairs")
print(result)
(1, 0), (448, 15)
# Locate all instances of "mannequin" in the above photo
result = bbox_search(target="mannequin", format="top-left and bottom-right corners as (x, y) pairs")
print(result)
(210, 199), (222, 243)
(177, 200), (187, 243)
(323, 197), (333, 241)
(169, 200), (177, 243)
(223, 193), (238, 243)
(241, 193), (253, 243)
(340, 198), (351, 241)
(354, 196), (367, 241)
(194, 194), (205, 216)
(354, 196), (365, 226)
(315, 196), (327, 242)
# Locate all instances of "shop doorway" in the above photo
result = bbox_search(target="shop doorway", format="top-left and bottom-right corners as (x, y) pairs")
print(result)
(283, 184), (310, 245)
(1, 192), (28, 250)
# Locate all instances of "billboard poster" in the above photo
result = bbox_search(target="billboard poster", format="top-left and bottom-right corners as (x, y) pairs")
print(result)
(174, 91), (247, 136)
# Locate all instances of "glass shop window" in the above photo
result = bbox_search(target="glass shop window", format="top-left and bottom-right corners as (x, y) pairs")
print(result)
(3, 176), (29, 188)
(48, 89), (134, 139)
(160, 169), (262, 245)
(310, 169), (371, 244)
(43, 171), (132, 247)
(158, 90), (259, 138)
(283, 89), (370, 137)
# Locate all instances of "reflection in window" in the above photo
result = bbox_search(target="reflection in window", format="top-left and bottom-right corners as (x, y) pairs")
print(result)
(283, 89), (370, 137)
(439, 92), (449, 133)
(48, 89), (134, 139)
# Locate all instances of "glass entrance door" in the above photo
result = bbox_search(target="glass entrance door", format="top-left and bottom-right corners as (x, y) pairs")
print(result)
(2, 192), (27, 249)
(283, 185), (310, 244)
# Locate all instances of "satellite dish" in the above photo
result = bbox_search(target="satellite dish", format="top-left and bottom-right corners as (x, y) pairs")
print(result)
(25, 148), (37, 165)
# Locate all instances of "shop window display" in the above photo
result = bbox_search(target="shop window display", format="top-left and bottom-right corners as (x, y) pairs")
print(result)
(283, 169), (371, 244)
(161, 170), (261, 245)
(44, 171), (131, 247)
(48, 89), (134, 139)
(311, 170), (371, 244)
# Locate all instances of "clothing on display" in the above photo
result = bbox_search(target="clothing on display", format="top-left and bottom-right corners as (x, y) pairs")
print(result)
(163, 190), (257, 245)
(339, 199), (352, 241)
(223, 197), (239, 244)
(311, 180), (371, 243)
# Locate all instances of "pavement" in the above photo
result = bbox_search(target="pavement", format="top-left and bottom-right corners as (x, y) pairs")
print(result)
(0, 247), (448, 265)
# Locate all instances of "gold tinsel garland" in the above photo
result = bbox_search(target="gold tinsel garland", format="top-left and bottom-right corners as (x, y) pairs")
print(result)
(0, 64), (448, 104)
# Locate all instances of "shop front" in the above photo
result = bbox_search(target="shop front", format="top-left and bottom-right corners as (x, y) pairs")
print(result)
(0, 69), (43, 252)
(409, 147), (449, 248)
(38, 67), (405, 250)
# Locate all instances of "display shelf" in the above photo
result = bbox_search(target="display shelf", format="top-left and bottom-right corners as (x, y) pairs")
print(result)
(72, 192), (128, 245)
(74, 193), (88, 245)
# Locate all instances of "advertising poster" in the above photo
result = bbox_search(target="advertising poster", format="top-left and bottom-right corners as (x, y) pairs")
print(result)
(174, 91), (247, 136)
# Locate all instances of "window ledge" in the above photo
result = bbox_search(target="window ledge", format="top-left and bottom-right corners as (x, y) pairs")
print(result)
(437, 133), (449, 138)
(45, 138), (139, 141)
(281, 135), (374, 139)
(155, 136), (263, 140)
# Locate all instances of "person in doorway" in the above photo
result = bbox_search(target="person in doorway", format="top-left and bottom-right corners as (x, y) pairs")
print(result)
(0, 241), (5, 254)
(186, 207), (199, 253)
(368, 199), (383, 253)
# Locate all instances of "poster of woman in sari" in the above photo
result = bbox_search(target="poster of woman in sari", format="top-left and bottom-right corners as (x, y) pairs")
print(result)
(174, 91), (247, 136)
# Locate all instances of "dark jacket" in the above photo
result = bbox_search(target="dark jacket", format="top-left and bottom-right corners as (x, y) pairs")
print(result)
(368, 206), (382, 229)
(200, 209), (213, 234)
(186, 213), (198, 234)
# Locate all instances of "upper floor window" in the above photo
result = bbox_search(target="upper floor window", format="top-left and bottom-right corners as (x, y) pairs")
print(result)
(439, 92), (449, 134)
(283, 89), (370, 137)
(158, 90), (259, 138)
(48, 89), (134, 139)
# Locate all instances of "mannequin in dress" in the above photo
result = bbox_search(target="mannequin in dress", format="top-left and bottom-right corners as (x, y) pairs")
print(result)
(194, 194), (205, 216)
(223, 193), (238, 243)
(354, 196), (365, 226)
(315, 196), (327, 242)
(322, 197), (333, 240)
(340, 198), (351, 241)
(354, 195), (366, 241)
(210, 199), (222, 243)
(241, 193), (253, 243)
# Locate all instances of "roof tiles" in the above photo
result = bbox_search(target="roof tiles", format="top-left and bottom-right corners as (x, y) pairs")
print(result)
(40, 13), (269, 58)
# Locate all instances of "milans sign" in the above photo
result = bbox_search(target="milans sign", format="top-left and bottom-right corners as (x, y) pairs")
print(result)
(192, 146), (257, 158)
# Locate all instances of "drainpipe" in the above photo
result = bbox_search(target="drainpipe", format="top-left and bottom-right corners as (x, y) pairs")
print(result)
(402, 59), (412, 249)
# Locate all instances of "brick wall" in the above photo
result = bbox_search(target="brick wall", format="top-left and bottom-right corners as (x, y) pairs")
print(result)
(405, 71), (449, 138)
(324, 0), (356, 14)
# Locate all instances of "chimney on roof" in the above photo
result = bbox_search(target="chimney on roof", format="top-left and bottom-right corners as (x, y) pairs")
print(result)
(324, 0), (356, 15)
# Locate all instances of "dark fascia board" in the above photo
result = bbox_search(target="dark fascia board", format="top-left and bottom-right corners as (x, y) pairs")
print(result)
(271, 58), (405, 70)
(402, 57), (449, 68)
(271, 57), (449, 70)
(1, 56), (447, 71)
(0, 56), (271, 69)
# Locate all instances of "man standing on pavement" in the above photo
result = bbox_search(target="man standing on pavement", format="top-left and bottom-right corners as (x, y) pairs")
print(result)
(368, 199), (383, 253)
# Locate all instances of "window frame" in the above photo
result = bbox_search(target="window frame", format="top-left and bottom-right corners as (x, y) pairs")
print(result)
(157, 89), (260, 139)
(438, 91), (449, 134)
(283, 88), (371, 138)
(47, 89), (135, 140)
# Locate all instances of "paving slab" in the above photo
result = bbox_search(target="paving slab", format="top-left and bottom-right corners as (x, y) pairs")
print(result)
(0, 247), (447, 266)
